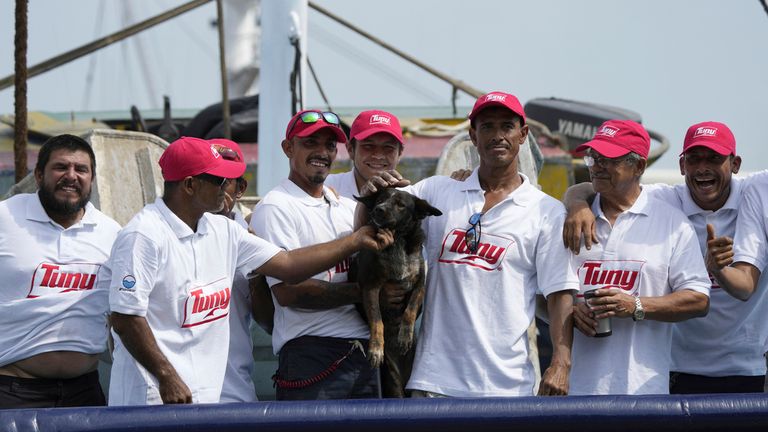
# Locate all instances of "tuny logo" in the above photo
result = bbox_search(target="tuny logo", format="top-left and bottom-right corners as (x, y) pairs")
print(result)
(596, 125), (619, 138)
(369, 114), (391, 126)
(438, 229), (513, 271)
(182, 281), (231, 327)
(334, 257), (350, 275)
(578, 260), (645, 295)
(27, 262), (101, 298)
(485, 93), (507, 103)
(693, 127), (717, 138)
(210, 144), (221, 159)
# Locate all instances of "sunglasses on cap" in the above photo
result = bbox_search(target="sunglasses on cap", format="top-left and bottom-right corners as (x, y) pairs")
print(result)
(286, 111), (341, 138)
(211, 144), (241, 162)
(465, 212), (483, 254)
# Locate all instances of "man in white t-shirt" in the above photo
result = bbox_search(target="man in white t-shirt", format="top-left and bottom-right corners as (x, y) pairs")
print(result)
(563, 121), (768, 393)
(0, 134), (121, 408)
(359, 91), (579, 397)
(709, 171), (768, 351)
(105, 136), (392, 405)
(325, 110), (404, 199)
(563, 120), (710, 395)
(250, 110), (385, 400)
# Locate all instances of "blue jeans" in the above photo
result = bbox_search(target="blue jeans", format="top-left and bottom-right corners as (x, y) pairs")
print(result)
(275, 336), (379, 400)
(0, 370), (106, 408)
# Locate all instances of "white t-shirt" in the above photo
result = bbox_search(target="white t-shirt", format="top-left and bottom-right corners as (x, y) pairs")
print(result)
(0, 193), (120, 367)
(324, 170), (360, 200)
(645, 177), (768, 377)
(221, 212), (258, 402)
(249, 179), (368, 355)
(105, 198), (281, 405)
(569, 189), (711, 395)
(733, 171), (768, 350)
(403, 171), (580, 397)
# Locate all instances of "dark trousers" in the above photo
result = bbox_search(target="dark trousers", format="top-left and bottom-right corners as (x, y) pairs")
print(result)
(0, 370), (106, 409)
(670, 371), (765, 394)
(275, 336), (378, 400)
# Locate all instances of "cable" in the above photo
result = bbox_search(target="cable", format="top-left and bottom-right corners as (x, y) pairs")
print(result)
(307, 57), (333, 112)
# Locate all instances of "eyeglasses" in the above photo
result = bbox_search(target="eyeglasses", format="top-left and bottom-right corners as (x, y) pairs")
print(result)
(465, 212), (483, 253)
(583, 153), (633, 169)
(286, 111), (341, 139)
(211, 144), (241, 162)
(195, 173), (232, 189)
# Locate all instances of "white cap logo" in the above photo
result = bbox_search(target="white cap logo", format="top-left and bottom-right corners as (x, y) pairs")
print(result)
(485, 93), (507, 103)
(369, 114), (391, 126)
(210, 145), (221, 159)
(693, 127), (717, 138)
(596, 125), (619, 138)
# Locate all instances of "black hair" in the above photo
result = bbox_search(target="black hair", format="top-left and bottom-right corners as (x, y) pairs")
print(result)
(35, 134), (96, 174)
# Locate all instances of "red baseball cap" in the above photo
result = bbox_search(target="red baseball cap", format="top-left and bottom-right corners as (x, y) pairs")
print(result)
(159, 136), (246, 181)
(468, 91), (526, 124)
(680, 121), (736, 156)
(575, 120), (650, 159)
(285, 110), (347, 143)
(350, 110), (403, 144)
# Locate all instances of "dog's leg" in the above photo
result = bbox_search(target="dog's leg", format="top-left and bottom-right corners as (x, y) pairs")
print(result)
(363, 281), (385, 369)
(397, 261), (426, 355)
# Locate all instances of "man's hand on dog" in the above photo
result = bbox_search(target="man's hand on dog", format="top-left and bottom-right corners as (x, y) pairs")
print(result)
(353, 225), (395, 251)
(360, 170), (410, 196)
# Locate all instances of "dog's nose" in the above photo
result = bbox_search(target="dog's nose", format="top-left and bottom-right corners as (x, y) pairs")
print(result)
(371, 206), (386, 219)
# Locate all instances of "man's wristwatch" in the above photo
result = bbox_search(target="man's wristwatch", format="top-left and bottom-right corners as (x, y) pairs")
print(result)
(632, 296), (645, 321)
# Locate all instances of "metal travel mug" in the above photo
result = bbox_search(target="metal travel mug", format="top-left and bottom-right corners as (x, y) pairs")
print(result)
(583, 289), (612, 337)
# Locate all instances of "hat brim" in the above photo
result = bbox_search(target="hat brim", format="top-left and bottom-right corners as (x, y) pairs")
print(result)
(204, 158), (246, 179)
(575, 140), (631, 158)
(293, 122), (348, 143)
(352, 127), (404, 144)
(679, 142), (734, 156)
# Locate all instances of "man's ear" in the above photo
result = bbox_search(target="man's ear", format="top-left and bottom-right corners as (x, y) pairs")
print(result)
(281, 139), (292, 158)
(519, 124), (529, 145)
(354, 191), (379, 210)
(414, 197), (442, 219)
(34, 168), (43, 188)
(235, 179), (248, 199)
(731, 155), (742, 174)
(469, 126), (478, 148)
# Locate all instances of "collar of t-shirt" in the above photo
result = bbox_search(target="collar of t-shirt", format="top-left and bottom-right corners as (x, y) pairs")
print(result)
(593, 186), (651, 221)
(280, 178), (341, 208)
(458, 168), (535, 208)
(26, 191), (98, 229)
(154, 197), (211, 240)
(678, 177), (742, 218)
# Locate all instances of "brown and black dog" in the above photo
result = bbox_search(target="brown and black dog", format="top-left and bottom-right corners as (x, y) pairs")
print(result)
(353, 188), (442, 397)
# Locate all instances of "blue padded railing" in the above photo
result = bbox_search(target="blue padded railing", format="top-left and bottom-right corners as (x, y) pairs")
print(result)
(2, 394), (768, 432)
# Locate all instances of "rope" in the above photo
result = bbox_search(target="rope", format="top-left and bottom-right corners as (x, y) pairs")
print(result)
(272, 340), (364, 389)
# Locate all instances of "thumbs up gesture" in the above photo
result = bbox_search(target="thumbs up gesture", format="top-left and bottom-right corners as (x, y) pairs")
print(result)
(705, 223), (734, 272)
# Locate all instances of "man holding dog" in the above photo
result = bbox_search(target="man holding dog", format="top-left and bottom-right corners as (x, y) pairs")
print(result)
(563, 121), (768, 394)
(359, 91), (579, 397)
(105, 136), (391, 405)
(563, 120), (710, 395)
(250, 111), (382, 400)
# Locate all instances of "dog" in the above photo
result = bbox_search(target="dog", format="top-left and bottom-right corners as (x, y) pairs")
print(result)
(353, 188), (442, 397)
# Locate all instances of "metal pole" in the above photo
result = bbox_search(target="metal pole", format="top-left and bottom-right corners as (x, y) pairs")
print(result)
(308, 1), (484, 99)
(14, 0), (28, 183)
(216, 0), (231, 139)
(0, 0), (212, 92)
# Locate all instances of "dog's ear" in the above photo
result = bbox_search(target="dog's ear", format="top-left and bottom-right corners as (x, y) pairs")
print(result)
(414, 197), (442, 219)
(354, 192), (379, 210)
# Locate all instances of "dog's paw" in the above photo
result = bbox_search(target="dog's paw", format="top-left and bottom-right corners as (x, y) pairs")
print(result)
(368, 347), (384, 369)
(397, 326), (414, 354)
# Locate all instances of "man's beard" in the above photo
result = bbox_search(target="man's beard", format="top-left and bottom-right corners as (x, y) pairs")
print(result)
(38, 184), (91, 216)
(308, 173), (327, 184)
